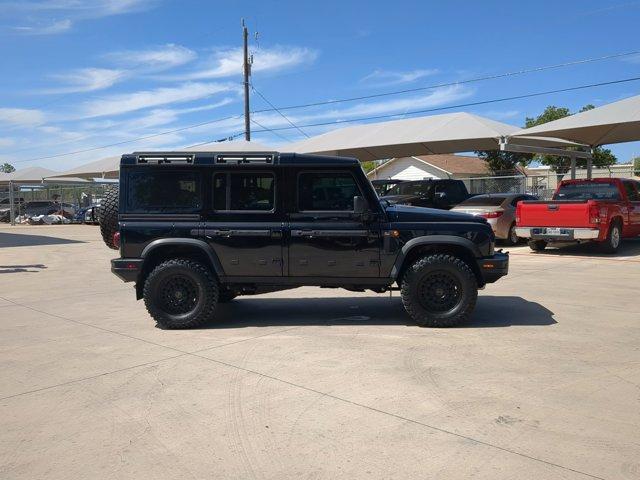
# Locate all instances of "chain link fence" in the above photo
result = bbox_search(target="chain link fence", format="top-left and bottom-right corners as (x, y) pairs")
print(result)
(1, 182), (115, 223)
(458, 165), (637, 200)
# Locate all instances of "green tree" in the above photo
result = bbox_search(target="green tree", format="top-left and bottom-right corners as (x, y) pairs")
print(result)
(525, 105), (616, 172)
(0, 162), (15, 173)
(361, 161), (377, 173)
(633, 157), (640, 175)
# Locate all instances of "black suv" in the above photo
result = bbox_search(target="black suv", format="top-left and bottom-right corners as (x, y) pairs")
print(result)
(381, 179), (470, 209)
(103, 151), (508, 329)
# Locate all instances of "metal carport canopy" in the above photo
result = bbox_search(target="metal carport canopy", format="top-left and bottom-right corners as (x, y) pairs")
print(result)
(509, 93), (640, 146)
(285, 112), (579, 161)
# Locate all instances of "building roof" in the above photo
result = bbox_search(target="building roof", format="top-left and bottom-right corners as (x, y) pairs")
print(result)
(413, 154), (489, 175)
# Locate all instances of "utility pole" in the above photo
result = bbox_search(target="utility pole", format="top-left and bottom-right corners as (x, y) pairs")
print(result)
(242, 19), (251, 141)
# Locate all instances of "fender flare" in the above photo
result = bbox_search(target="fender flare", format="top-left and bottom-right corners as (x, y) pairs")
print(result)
(141, 238), (225, 278)
(390, 235), (482, 280)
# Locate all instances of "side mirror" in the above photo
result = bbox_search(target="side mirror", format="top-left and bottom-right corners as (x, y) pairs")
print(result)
(353, 195), (366, 214)
(435, 191), (447, 200)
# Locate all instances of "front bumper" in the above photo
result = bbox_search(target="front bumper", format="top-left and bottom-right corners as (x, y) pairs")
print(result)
(478, 252), (509, 284)
(111, 258), (143, 282)
(515, 227), (600, 241)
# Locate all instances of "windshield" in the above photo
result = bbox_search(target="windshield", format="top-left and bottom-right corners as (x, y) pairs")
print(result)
(553, 182), (620, 201)
(459, 195), (505, 207)
(387, 182), (433, 197)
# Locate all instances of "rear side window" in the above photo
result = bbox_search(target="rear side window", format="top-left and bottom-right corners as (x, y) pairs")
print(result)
(623, 181), (640, 201)
(553, 182), (621, 201)
(126, 171), (200, 212)
(213, 172), (275, 211)
(298, 172), (361, 211)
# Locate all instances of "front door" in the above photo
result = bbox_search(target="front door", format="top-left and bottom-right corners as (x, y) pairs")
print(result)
(288, 171), (380, 277)
(203, 169), (284, 277)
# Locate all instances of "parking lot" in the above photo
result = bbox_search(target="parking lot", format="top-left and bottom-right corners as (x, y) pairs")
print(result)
(1, 224), (639, 479)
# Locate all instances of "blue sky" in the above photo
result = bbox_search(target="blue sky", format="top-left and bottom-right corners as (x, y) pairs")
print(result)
(1, 0), (639, 172)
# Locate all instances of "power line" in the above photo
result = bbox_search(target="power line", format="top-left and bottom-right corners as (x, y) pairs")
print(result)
(249, 75), (640, 132)
(12, 74), (640, 164)
(251, 50), (640, 113)
(7, 49), (637, 153)
(250, 117), (293, 143)
(13, 114), (242, 164)
(251, 84), (310, 137)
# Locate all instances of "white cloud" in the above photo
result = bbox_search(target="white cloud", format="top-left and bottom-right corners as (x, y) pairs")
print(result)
(0, 137), (16, 147)
(4, 0), (157, 35)
(0, 107), (46, 127)
(75, 82), (239, 119)
(162, 46), (318, 81)
(105, 44), (197, 71)
(361, 69), (440, 86)
(45, 68), (126, 93)
(12, 19), (72, 35)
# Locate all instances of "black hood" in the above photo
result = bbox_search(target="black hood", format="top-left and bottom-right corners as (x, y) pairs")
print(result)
(380, 194), (421, 205)
(384, 203), (487, 224)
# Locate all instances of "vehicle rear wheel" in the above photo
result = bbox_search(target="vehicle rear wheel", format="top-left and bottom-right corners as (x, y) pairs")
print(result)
(600, 221), (622, 254)
(143, 259), (219, 329)
(505, 222), (519, 246)
(99, 185), (119, 250)
(401, 254), (477, 328)
(528, 240), (547, 252)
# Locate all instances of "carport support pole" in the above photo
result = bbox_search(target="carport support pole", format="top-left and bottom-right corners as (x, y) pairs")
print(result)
(570, 154), (577, 180)
(586, 149), (593, 179)
(9, 180), (15, 226)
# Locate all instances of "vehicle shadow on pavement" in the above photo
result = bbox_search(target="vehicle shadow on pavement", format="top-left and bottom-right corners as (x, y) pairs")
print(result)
(0, 264), (47, 274)
(525, 238), (640, 258)
(205, 295), (555, 329)
(0, 232), (85, 248)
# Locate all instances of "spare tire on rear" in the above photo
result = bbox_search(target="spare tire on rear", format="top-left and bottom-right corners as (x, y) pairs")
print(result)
(100, 185), (119, 250)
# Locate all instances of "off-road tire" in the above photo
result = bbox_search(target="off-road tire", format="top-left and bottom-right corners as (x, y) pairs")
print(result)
(143, 259), (219, 329)
(504, 222), (520, 246)
(99, 185), (119, 250)
(401, 254), (478, 328)
(599, 220), (622, 254)
(528, 240), (547, 252)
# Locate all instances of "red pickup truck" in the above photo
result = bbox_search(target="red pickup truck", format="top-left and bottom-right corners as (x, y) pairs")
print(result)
(515, 178), (640, 253)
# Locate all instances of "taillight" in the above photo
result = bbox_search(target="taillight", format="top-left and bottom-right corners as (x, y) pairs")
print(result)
(481, 211), (504, 219)
(113, 231), (120, 248)
(588, 201), (600, 224)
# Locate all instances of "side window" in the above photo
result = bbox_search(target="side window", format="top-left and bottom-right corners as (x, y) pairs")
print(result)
(436, 182), (464, 202)
(213, 172), (275, 212)
(623, 181), (640, 201)
(126, 171), (200, 213)
(298, 172), (361, 211)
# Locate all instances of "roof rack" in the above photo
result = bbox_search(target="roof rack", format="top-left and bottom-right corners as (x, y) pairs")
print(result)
(136, 154), (194, 165)
(216, 154), (274, 165)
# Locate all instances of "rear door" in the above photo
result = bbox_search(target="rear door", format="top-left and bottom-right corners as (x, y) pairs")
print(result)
(288, 170), (381, 278)
(203, 168), (284, 277)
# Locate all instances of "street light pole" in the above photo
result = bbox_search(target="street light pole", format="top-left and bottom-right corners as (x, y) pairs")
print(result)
(242, 20), (251, 141)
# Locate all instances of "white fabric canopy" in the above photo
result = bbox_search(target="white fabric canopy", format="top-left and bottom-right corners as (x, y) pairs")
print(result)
(181, 140), (273, 152)
(511, 94), (640, 146)
(285, 112), (579, 161)
(0, 166), (58, 185)
(47, 156), (120, 180)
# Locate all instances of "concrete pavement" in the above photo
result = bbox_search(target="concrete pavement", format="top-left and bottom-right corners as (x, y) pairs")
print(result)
(1, 224), (639, 479)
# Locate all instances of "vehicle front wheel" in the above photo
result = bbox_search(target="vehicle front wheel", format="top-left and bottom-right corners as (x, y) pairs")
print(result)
(528, 240), (547, 252)
(600, 221), (622, 254)
(143, 259), (219, 329)
(401, 254), (478, 328)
